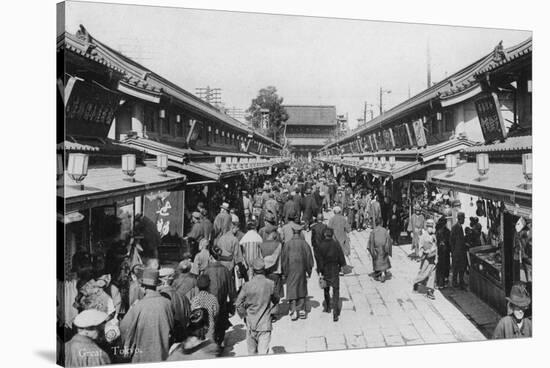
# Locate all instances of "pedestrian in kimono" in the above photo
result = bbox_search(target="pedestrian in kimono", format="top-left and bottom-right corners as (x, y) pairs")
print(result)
(120, 268), (174, 363)
(310, 212), (328, 271)
(317, 228), (347, 321)
(302, 188), (320, 230)
(158, 268), (191, 345)
(412, 219), (438, 300)
(408, 204), (425, 261)
(388, 202), (402, 245)
(280, 212), (305, 245)
(368, 194), (382, 230)
(368, 218), (393, 283)
(264, 192), (279, 223)
(328, 206), (351, 257)
(259, 212), (280, 241)
(435, 216), (451, 289)
(65, 309), (111, 367)
(292, 190), (303, 221)
(190, 274), (220, 342)
(173, 259), (197, 301)
(235, 258), (280, 355)
(282, 194), (297, 224)
(202, 252), (236, 347)
(200, 208), (213, 243)
(281, 228), (314, 320)
(213, 203), (232, 241)
(450, 212), (467, 289)
(260, 231), (284, 320)
(239, 221), (264, 280)
(493, 283), (532, 339)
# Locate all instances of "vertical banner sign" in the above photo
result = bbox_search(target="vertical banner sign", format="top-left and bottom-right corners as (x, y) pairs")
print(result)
(405, 122), (416, 146)
(375, 132), (386, 151)
(370, 135), (378, 151)
(144, 190), (185, 239)
(412, 119), (427, 147)
(393, 124), (408, 148)
(363, 136), (370, 151)
(383, 129), (394, 149)
(475, 92), (507, 143)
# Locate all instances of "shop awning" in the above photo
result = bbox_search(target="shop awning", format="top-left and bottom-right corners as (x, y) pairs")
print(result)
(430, 162), (532, 207)
(120, 137), (203, 163)
(60, 164), (186, 211)
(197, 150), (253, 158)
(287, 137), (329, 146)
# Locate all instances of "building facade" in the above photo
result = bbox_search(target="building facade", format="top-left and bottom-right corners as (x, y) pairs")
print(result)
(283, 105), (338, 160)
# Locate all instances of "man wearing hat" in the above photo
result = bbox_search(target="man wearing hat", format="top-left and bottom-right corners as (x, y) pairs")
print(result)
(407, 203), (426, 261)
(235, 258), (280, 354)
(450, 212), (467, 289)
(213, 202), (232, 240)
(282, 227), (314, 320)
(413, 218), (438, 300)
(65, 309), (111, 367)
(310, 212), (328, 270)
(120, 268), (174, 363)
(282, 193), (297, 224)
(317, 227), (347, 321)
(259, 211), (280, 242)
(216, 214), (245, 289)
(328, 206), (351, 257)
(280, 211), (304, 245)
(493, 282), (532, 339)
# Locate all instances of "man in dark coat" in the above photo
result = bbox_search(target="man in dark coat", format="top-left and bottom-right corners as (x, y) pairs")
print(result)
(450, 212), (467, 289)
(120, 269), (174, 363)
(282, 195), (296, 224)
(310, 212), (328, 271)
(435, 216), (451, 288)
(259, 212), (280, 241)
(292, 191), (303, 222)
(260, 231), (284, 319)
(281, 228), (314, 320)
(317, 228), (347, 321)
(202, 252), (236, 347)
(302, 189), (319, 229)
(158, 268), (191, 344)
(368, 218), (393, 282)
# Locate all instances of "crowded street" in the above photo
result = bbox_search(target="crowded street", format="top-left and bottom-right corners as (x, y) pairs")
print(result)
(223, 208), (486, 356)
(56, 8), (532, 367)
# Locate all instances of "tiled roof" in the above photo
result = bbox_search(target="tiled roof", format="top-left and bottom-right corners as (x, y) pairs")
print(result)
(323, 37), (532, 151)
(57, 138), (140, 155)
(120, 137), (203, 163)
(475, 37), (532, 76)
(431, 162), (531, 201)
(283, 105), (337, 126)
(287, 137), (330, 146)
(464, 135), (532, 154)
(63, 26), (281, 148)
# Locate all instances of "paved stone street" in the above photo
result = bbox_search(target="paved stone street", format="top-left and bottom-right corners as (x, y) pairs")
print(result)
(223, 212), (487, 356)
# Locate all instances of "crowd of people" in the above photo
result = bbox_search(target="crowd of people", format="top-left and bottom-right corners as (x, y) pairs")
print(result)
(61, 161), (531, 366)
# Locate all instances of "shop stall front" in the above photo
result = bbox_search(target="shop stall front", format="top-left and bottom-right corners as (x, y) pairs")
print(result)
(430, 155), (532, 315)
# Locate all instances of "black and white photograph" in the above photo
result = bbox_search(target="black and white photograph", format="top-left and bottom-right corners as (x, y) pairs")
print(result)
(51, 1), (538, 367)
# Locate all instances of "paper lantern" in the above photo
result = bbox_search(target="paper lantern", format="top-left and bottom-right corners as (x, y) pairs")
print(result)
(476, 153), (489, 177)
(121, 154), (137, 181)
(67, 153), (89, 190)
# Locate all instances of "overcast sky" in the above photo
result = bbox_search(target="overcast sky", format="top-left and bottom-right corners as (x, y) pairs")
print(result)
(65, 1), (531, 129)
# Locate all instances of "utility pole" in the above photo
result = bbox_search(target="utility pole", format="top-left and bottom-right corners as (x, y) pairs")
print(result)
(379, 87), (391, 115)
(427, 40), (432, 89)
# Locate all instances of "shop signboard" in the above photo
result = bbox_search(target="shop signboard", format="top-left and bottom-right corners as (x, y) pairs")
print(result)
(383, 129), (394, 149)
(475, 92), (507, 143)
(412, 119), (427, 147)
(393, 124), (410, 148)
(375, 131), (386, 151)
(143, 189), (184, 239)
(65, 78), (121, 137)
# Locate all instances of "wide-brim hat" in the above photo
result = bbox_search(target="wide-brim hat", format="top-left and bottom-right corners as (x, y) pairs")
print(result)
(506, 284), (531, 308)
(192, 211), (202, 219)
(414, 204), (421, 211)
(140, 268), (160, 287)
(252, 258), (265, 271)
(220, 202), (230, 211)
